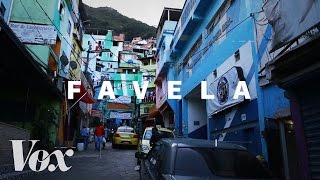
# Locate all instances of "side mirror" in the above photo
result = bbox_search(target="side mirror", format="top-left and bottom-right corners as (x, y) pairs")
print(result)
(135, 152), (147, 159)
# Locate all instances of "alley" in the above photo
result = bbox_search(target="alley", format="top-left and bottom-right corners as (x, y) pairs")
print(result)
(32, 143), (139, 180)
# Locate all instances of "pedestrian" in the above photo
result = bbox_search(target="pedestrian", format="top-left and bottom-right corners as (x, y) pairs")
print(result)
(80, 125), (89, 150)
(95, 122), (105, 151)
(150, 127), (160, 148)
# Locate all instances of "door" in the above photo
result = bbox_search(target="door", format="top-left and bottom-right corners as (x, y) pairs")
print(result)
(299, 88), (320, 179)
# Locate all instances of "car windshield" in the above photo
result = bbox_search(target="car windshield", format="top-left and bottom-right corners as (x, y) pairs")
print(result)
(144, 130), (174, 140)
(144, 130), (152, 140)
(117, 128), (134, 133)
(174, 147), (273, 178)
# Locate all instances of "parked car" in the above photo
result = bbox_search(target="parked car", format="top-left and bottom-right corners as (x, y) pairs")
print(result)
(112, 126), (139, 148)
(138, 126), (174, 154)
(135, 138), (274, 180)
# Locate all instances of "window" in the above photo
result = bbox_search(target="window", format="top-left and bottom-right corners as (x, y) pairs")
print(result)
(180, 35), (202, 72)
(206, 0), (232, 36)
(117, 128), (134, 133)
(144, 130), (152, 140)
(144, 107), (149, 113)
(59, 3), (64, 17)
(213, 69), (217, 78)
(234, 50), (240, 61)
(0, 2), (6, 17)
(67, 20), (71, 36)
(96, 66), (101, 72)
(113, 41), (119, 46)
(174, 148), (272, 178)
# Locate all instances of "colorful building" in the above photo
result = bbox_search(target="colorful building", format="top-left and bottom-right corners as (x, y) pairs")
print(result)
(7, 0), (93, 147)
(156, 2), (292, 179)
(155, 8), (182, 130)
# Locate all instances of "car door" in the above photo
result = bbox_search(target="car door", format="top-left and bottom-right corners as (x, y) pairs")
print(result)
(141, 142), (165, 180)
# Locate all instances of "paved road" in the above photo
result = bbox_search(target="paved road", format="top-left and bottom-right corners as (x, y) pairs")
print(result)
(32, 142), (139, 180)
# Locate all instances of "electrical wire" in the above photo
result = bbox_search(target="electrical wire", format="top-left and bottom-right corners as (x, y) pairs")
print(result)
(178, 15), (252, 70)
(33, 0), (154, 99)
(33, 0), (88, 75)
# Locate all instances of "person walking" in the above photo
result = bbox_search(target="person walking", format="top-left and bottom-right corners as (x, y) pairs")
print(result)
(95, 122), (105, 151)
(150, 127), (160, 148)
(80, 125), (89, 150)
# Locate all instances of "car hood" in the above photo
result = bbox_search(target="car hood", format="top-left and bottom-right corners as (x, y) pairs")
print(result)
(171, 175), (275, 180)
(141, 139), (150, 147)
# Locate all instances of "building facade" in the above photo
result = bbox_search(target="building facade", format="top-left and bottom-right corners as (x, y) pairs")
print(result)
(156, 2), (292, 179)
(261, 1), (320, 179)
(155, 8), (182, 131)
(6, 0), (93, 148)
(0, 0), (13, 23)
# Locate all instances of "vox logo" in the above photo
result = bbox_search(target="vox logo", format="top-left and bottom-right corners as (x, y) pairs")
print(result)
(10, 140), (74, 172)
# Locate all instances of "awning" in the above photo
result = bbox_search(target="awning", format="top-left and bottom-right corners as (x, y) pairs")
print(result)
(74, 84), (95, 104)
(147, 104), (161, 119)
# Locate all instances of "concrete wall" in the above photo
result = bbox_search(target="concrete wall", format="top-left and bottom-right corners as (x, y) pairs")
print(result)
(187, 98), (207, 139)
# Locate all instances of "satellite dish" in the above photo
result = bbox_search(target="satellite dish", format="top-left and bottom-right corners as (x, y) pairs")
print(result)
(70, 61), (78, 70)
(60, 54), (69, 66)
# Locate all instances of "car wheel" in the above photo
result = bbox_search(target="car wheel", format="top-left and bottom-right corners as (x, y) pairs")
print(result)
(112, 143), (116, 149)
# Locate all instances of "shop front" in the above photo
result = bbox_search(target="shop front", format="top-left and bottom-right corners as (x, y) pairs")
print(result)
(266, 33), (320, 180)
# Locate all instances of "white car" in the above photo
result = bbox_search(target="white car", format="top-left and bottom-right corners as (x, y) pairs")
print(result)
(138, 126), (174, 154)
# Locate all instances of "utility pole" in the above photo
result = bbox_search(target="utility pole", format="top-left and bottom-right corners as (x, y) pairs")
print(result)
(85, 43), (92, 74)
(84, 42), (110, 80)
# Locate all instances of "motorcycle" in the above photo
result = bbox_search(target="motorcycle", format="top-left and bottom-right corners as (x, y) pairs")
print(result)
(105, 128), (115, 142)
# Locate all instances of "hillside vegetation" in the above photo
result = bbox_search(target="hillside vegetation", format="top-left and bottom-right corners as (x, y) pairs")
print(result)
(84, 4), (157, 40)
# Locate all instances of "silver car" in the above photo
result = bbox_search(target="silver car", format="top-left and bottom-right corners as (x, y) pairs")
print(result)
(136, 138), (275, 180)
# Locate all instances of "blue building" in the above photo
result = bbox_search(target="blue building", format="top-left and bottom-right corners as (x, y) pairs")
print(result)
(0, 0), (13, 23)
(156, 1), (296, 178)
(155, 8), (182, 130)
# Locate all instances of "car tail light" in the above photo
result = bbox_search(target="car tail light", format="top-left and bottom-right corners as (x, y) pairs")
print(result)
(114, 133), (120, 137)
(133, 134), (138, 138)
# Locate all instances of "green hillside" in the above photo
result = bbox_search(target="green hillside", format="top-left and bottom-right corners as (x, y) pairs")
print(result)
(83, 4), (157, 40)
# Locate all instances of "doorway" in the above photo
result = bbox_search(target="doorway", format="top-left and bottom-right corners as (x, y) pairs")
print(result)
(265, 119), (300, 180)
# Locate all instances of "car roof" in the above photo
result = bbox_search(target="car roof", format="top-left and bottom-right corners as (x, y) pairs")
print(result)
(160, 138), (247, 150)
(118, 126), (133, 130)
(145, 127), (173, 132)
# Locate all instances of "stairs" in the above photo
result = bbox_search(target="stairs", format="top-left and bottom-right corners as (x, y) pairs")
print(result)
(0, 164), (34, 180)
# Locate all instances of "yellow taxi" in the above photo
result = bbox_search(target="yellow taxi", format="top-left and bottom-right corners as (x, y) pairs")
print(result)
(112, 126), (139, 148)
(138, 126), (174, 154)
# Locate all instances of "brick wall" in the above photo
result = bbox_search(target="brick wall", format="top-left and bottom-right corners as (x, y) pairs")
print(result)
(0, 122), (30, 164)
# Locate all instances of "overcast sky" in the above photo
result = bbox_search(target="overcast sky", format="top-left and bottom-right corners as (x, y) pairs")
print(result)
(82, 0), (185, 27)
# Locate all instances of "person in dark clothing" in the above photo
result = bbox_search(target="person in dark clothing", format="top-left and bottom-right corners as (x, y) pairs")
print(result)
(150, 127), (160, 148)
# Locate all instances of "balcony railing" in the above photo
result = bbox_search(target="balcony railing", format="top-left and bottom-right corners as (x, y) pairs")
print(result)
(141, 96), (156, 104)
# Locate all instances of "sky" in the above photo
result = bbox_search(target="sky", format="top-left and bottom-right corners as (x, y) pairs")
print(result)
(82, 0), (186, 27)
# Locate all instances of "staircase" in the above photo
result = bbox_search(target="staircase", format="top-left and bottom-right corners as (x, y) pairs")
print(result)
(0, 122), (33, 179)
(0, 164), (34, 180)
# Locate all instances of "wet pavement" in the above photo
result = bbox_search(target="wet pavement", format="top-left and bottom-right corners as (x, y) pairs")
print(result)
(32, 142), (139, 180)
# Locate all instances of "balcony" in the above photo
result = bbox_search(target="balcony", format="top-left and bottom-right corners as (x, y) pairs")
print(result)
(141, 96), (156, 104)
(156, 49), (171, 81)
(170, 0), (211, 57)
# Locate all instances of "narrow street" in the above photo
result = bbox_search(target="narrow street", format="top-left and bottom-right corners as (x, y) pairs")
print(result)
(33, 143), (139, 180)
